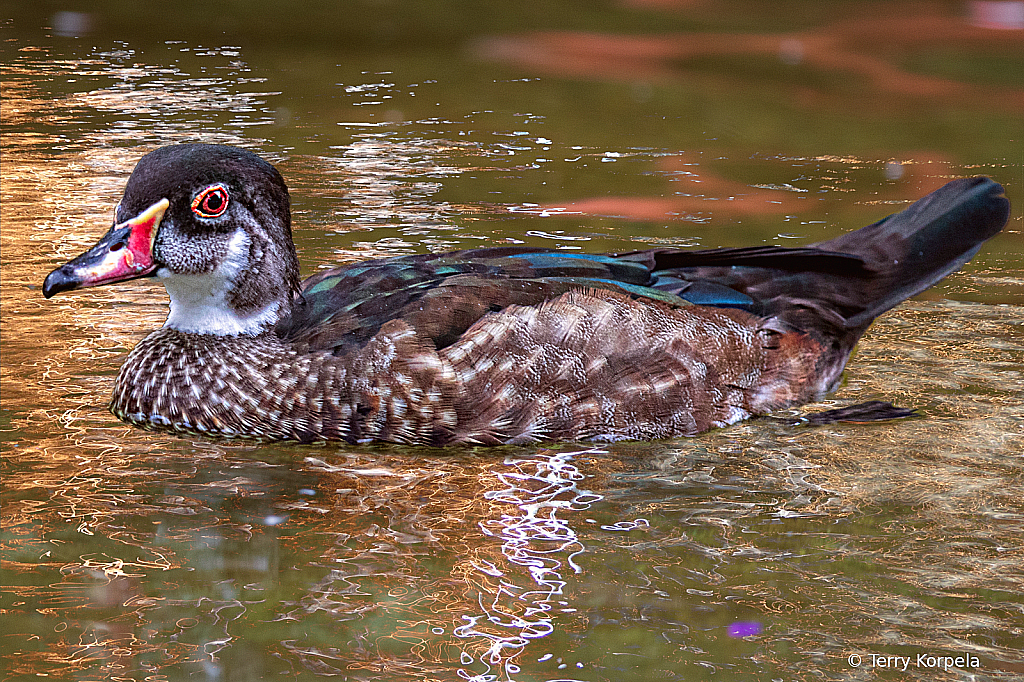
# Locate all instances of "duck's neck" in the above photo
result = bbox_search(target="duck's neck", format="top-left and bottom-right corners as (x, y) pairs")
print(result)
(157, 226), (298, 337)
(161, 276), (285, 336)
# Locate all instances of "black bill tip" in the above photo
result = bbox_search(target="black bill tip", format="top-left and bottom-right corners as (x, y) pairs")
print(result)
(43, 265), (82, 299)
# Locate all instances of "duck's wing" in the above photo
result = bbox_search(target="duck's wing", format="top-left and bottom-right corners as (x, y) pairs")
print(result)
(278, 242), (856, 353)
(277, 246), (697, 353)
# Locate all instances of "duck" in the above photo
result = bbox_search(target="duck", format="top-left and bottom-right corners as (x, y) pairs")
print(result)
(43, 144), (1010, 445)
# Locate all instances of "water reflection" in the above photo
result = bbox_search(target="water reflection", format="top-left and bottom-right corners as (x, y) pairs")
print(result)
(6, 443), (615, 679)
(475, 7), (1024, 112)
(50, 12), (95, 38)
(459, 449), (602, 678)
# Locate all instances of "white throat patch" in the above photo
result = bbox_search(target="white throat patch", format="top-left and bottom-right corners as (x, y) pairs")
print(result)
(160, 228), (278, 336)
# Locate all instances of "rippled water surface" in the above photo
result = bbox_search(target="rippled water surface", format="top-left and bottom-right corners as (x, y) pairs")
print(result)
(2, 2), (1023, 680)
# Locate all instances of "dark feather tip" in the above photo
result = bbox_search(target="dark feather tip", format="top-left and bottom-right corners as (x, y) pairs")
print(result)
(798, 400), (918, 425)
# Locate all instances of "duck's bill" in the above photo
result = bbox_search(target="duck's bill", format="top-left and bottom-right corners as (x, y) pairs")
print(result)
(43, 199), (168, 298)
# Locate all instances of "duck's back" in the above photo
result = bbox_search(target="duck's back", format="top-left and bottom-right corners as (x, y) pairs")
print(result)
(265, 243), (852, 443)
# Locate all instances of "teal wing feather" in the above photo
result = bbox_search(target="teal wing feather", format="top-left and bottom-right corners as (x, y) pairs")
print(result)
(277, 244), (865, 354)
(278, 246), (704, 353)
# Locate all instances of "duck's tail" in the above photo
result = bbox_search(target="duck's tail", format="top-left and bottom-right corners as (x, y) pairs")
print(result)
(637, 176), (1008, 335)
(808, 176), (1010, 331)
(622, 176), (1009, 392)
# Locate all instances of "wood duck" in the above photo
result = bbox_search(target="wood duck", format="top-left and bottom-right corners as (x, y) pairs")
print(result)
(43, 144), (1010, 445)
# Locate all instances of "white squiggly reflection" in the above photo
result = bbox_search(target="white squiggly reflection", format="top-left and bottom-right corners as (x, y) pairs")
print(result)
(454, 448), (604, 681)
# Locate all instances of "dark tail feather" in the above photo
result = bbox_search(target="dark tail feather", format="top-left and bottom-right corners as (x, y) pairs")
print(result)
(812, 176), (1010, 329)
(635, 176), (1009, 340)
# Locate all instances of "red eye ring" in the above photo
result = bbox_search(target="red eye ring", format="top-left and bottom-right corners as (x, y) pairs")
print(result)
(191, 184), (230, 218)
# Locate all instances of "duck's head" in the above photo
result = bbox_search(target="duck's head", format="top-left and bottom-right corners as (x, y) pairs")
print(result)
(43, 144), (300, 336)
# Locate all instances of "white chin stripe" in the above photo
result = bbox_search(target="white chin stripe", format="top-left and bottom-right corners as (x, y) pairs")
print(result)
(160, 228), (278, 336)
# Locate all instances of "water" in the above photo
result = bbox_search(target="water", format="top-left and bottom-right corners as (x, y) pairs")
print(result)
(2, 2), (1023, 680)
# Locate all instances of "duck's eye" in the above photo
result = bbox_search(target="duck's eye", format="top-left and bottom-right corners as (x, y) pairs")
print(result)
(191, 184), (230, 218)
